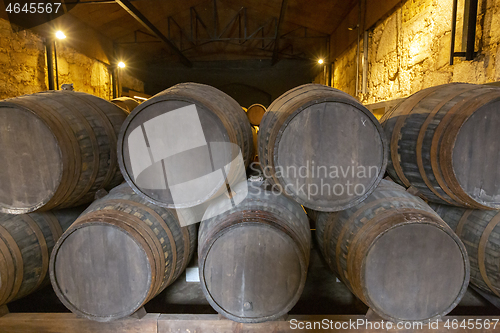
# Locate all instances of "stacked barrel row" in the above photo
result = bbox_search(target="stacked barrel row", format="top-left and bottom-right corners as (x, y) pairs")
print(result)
(0, 91), (131, 306)
(1, 82), (497, 324)
(380, 83), (500, 301)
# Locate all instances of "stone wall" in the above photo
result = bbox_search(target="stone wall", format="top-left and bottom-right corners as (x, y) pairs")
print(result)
(55, 42), (113, 99)
(0, 19), (47, 99)
(0, 18), (144, 100)
(331, 0), (500, 104)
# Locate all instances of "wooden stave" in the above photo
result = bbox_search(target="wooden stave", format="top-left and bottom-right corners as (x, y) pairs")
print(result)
(431, 204), (500, 298)
(0, 91), (127, 214)
(258, 84), (387, 212)
(49, 183), (196, 322)
(117, 82), (254, 209)
(310, 180), (470, 322)
(382, 83), (500, 210)
(0, 209), (80, 305)
(198, 182), (311, 323)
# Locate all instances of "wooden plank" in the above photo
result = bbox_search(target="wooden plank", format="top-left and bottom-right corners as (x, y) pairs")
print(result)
(1, 313), (500, 332)
(0, 313), (159, 333)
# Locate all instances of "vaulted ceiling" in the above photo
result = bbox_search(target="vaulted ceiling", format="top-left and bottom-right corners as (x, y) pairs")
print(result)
(65, 0), (358, 64)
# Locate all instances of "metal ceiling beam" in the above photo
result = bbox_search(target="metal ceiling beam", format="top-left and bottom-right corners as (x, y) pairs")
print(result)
(115, 0), (192, 67)
(271, 0), (288, 65)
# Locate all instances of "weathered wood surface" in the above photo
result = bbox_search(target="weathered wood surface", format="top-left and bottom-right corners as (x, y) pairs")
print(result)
(0, 91), (127, 214)
(198, 181), (311, 323)
(246, 103), (266, 126)
(50, 183), (196, 322)
(118, 82), (253, 208)
(1, 313), (500, 332)
(111, 97), (141, 113)
(381, 83), (500, 210)
(431, 204), (500, 299)
(259, 83), (387, 212)
(309, 180), (470, 322)
(0, 208), (82, 306)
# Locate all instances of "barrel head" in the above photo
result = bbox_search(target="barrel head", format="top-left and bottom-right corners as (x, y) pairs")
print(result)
(276, 101), (385, 211)
(246, 104), (266, 126)
(0, 106), (62, 214)
(51, 224), (151, 321)
(119, 98), (233, 208)
(453, 99), (500, 209)
(363, 223), (468, 322)
(201, 224), (305, 322)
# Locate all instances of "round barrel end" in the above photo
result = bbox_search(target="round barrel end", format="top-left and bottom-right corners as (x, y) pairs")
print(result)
(118, 97), (231, 208)
(200, 224), (306, 323)
(0, 106), (62, 214)
(50, 224), (152, 321)
(363, 223), (469, 322)
(246, 104), (266, 126)
(453, 99), (500, 209)
(276, 100), (386, 212)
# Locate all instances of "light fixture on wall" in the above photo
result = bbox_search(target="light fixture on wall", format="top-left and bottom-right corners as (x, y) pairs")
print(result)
(56, 31), (66, 39)
(318, 58), (324, 65)
(118, 61), (126, 68)
(53, 30), (67, 90)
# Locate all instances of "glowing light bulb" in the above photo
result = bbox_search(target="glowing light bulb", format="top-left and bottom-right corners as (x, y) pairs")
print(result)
(56, 31), (66, 39)
(118, 62), (126, 68)
(318, 58), (324, 65)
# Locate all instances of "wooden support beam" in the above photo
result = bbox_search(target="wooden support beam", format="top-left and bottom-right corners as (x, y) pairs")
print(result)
(115, 0), (192, 67)
(271, 0), (288, 65)
(1, 313), (500, 332)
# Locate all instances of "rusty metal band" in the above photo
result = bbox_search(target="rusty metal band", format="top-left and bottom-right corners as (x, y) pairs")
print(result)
(0, 225), (23, 304)
(439, 90), (500, 208)
(0, 238), (14, 305)
(477, 212), (500, 298)
(70, 93), (121, 190)
(346, 208), (416, 303)
(101, 200), (177, 289)
(53, 95), (101, 207)
(415, 85), (479, 205)
(334, 196), (419, 285)
(8, 98), (75, 212)
(389, 86), (442, 187)
(43, 212), (64, 241)
(33, 95), (82, 210)
(20, 215), (49, 293)
(180, 225), (191, 276)
(428, 89), (491, 207)
(94, 207), (165, 298)
(75, 210), (161, 304)
(455, 210), (474, 237)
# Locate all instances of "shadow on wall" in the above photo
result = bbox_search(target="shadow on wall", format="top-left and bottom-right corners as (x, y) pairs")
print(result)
(138, 59), (318, 106)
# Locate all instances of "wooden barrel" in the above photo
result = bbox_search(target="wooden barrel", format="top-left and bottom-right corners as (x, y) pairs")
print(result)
(431, 204), (500, 298)
(118, 82), (254, 208)
(49, 183), (196, 322)
(309, 180), (469, 322)
(246, 103), (266, 126)
(258, 84), (387, 212)
(0, 91), (128, 214)
(111, 97), (141, 113)
(381, 83), (500, 210)
(198, 181), (310, 323)
(0, 208), (82, 305)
